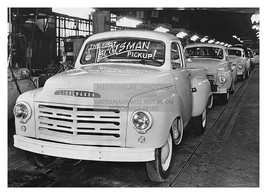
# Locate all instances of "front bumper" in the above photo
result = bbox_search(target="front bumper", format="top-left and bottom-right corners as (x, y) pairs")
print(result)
(14, 135), (155, 162)
(237, 71), (245, 76)
(212, 87), (229, 94)
(210, 83), (228, 94)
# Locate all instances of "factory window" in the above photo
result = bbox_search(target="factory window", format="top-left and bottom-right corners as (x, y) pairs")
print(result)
(56, 15), (93, 58)
(110, 13), (117, 23)
(110, 13), (118, 31)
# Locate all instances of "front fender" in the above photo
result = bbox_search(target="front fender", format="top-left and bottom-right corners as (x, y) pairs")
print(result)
(126, 87), (183, 148)
(231, 65), (237, 82)
(14, 88), (43, 138)
(191, 76), (211, 117)
(217, 69), (232, 89)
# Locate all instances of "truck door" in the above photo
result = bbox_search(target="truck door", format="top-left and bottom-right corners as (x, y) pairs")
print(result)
(170, 42), (192, 123)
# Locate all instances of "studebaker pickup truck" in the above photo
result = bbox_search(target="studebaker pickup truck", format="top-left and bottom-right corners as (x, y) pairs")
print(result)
(185, 43), (236, 104)
(227, 47), (250, 80)
(13, 30), (212, 182)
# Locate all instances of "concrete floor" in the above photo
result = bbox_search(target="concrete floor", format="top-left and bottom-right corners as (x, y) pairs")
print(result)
(7, 65), (259, 187)
(170, 67), (259, 187)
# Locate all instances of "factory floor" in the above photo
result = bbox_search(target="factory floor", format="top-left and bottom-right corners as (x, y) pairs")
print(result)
(7, 65), (259, 187)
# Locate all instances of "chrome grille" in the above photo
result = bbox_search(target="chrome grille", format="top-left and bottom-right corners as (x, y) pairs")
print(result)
(35, 103), (125, 146)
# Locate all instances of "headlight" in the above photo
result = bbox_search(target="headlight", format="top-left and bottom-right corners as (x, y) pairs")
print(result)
(238, 64), (243, 69)
(219, 75), (227, 84)
(13, 102), (32, 123)
(132, 110), (152, 134)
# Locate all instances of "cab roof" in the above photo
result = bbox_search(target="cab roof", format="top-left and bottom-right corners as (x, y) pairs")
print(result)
(228, 47), (244, 51)
(185, 43), (226, 49)
(85, 30), (179, 43)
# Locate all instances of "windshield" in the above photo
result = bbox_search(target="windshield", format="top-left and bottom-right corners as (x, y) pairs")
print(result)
(80, 38), (165, 66)
(228, 49), (241, 56)
(185, 46), (224, 59)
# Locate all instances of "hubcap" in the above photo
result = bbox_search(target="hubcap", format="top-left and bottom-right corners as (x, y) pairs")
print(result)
(161, 134), (172, 171)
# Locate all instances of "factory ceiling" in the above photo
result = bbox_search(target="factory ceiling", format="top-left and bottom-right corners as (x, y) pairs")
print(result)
(99, 7), (259, 46)
(9, 7), (260, 46)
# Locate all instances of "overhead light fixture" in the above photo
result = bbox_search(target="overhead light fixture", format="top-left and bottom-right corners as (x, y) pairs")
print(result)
(215, 41), (220, 44)
(88, 8), (96, 14)
(224, 43), (229, 47)
(208, 39), (215, 44)
(232, 35), (237, 39)
(176, 31), (187, 38)
(154, 26), (169, 33)
(228, 45), (232, 48)
(190, 35), (199, 41)
(251, 13), (259, 24)
(200, 37), (208, 42)
(240, 40), (243, 43)
(116, 17), (142, 28)
(252, 24), (259, 30)
(220, 42), (225, 45)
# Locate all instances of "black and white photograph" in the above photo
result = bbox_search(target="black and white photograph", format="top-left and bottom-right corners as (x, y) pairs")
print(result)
(5, 1), (262, 190)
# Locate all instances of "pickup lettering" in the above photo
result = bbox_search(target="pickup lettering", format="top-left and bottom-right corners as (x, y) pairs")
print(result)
(84, 40), (161, 62)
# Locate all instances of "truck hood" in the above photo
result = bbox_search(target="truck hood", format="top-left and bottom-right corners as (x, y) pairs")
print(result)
(228, 56), (245, 63)
(186, 58), (226, 74)
(35, 64), (173, 107)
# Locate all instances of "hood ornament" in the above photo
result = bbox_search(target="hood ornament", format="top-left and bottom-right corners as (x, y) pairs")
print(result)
(54, 90), (101, 98)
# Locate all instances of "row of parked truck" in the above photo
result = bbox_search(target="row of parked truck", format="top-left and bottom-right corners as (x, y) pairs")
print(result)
(12, 30), (256, 182)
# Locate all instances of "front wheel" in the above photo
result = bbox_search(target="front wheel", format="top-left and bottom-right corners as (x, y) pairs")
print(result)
(246, 69), (250, 78)
(146, 133), (173, 182)
(26, 152), (58, 168)
(221, 92), (230, 104)
(240, 73), (245, 81)
(193, 108), (207, 135)
(230, 81), (235, 94)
